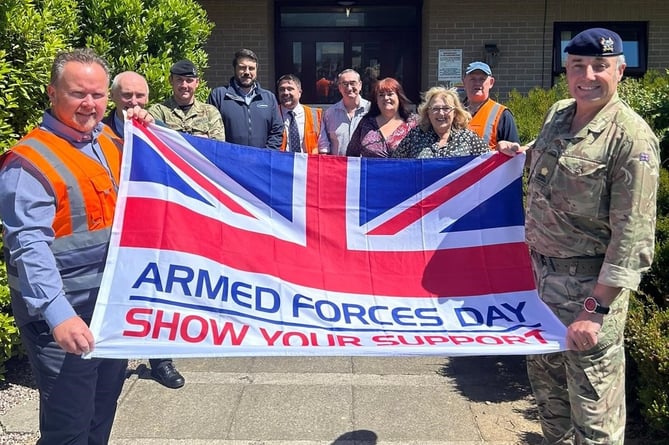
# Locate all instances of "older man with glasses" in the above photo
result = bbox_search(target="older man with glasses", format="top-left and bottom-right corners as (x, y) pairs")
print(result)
(317, 68), (370, 155)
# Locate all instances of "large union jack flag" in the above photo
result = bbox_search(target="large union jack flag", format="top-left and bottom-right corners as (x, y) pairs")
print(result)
(89, 121), (566, 358)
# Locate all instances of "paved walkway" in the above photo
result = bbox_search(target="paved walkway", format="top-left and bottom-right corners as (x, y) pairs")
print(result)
(2, 355), (544, 444)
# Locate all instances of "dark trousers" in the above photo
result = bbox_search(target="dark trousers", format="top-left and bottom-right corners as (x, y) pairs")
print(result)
(20, 321), (128, 445)
(148, 358), (172, 369)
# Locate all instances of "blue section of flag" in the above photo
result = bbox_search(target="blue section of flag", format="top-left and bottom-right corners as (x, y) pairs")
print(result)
(130, 133), (298, 221)
(130, 134), (210, 205)
(359, 157), (476, 224)
(207, 142), (297, 222)
(447, 179), (524, 232)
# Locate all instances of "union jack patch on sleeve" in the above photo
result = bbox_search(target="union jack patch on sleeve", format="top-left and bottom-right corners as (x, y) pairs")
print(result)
(639, 153), (650, 162)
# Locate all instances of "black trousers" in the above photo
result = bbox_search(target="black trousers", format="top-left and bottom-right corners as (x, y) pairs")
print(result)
(20, 321), (127, 445)
(148, 358), (172, 369)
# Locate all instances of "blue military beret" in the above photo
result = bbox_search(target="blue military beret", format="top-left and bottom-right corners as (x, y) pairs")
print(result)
(170, 59), (198, 77)
(564, 28), (623, 57)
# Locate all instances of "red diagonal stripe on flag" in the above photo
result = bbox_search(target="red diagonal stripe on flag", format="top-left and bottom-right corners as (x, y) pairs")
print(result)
(368, 154), (512, 235)
(135, 121), (254, 218)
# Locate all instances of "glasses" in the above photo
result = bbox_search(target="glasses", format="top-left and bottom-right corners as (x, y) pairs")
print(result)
(339, 81), (359, 88)
(429, 106), (454, 115)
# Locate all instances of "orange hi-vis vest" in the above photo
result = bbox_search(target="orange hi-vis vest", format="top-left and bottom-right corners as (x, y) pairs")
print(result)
(3, 126), (122, 296)
(468, 99), (507, 149)
(280, 105), (323, 154)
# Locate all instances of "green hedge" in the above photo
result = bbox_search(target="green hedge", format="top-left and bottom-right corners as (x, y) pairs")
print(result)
(0, 0), (213, 153)
(0, 237), (22, 381)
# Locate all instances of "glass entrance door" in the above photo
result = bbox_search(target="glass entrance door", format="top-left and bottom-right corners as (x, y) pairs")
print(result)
(275, 3), (421, 105)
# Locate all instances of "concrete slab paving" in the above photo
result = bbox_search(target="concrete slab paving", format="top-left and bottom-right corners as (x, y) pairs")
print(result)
(1, 355), (549, 445)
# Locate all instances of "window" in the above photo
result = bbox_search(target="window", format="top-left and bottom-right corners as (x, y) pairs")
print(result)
(553, 22), (648, 79)
(280, 5), (418, 28)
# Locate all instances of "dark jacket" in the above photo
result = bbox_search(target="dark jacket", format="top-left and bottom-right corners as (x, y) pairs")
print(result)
(207, 79), (283, 149)
(102, 108), (123, 137)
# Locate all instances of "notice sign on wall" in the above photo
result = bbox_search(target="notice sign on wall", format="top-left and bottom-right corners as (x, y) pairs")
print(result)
(438, 49), (462, 85)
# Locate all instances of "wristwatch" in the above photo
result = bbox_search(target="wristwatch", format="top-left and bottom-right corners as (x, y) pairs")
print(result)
(583, 296), (610, 315)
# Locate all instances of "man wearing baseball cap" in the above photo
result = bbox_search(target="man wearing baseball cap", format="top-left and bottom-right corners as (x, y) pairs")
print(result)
(499, 27), (659, 445)
(462, 61), (519, 148)
(149, 59), (225, 140)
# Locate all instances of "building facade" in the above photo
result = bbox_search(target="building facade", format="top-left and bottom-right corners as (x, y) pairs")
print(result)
(199, 0), (669, 105)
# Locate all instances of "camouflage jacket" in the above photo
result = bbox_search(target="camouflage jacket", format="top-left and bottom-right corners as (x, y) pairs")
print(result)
(526, 93), (660, 290)
(148, 97), (225, 141)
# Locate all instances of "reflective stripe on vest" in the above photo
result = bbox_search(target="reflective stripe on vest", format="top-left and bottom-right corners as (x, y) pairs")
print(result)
(5, 128), (121, 294)
(469, 100), (506, 148)
(481, 103), (502, 145)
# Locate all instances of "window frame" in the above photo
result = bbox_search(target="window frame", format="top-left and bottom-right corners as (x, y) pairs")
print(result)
(552, 22), (648, 80)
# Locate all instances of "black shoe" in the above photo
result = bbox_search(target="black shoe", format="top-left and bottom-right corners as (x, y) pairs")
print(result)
(150, 361), (185, 389)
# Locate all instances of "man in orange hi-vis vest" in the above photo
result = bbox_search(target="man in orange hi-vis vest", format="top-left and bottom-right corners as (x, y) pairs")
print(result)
(462, 61), (520, 148)
(276, 74), (323, 154)
(0, 48), (154, 445)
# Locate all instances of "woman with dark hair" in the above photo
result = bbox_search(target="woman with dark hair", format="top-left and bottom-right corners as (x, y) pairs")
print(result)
(346, 77), (418, 157)
(392, 86), (488, 159)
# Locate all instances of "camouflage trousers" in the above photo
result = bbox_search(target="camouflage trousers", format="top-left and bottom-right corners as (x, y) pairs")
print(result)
(527, 253), (628, 445)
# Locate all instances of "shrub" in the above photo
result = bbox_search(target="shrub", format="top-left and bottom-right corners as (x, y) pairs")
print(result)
(78, 0), (213, 104)
(0, 236), (22, 381)
(626, 294), (669, 437)
(0, 0), (79, 152)
(506, 76), (569, 145)
(0, 0), (214, 154)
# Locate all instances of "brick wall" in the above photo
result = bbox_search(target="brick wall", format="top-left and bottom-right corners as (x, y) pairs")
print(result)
(423, 0), (669, 100)
(199, 0), (275, 89)
(199, 0), (669, 101)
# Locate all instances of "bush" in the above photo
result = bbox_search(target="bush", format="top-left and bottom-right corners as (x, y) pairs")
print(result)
(0, 236), (22, 381)
(0, 0), (214, 153)
(626, 294), (669, 437)
(506, 76), (569, 145)
(78, 0), (213, 103)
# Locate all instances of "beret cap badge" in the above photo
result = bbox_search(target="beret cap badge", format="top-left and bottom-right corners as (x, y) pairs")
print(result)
(600, 36), (615, 54)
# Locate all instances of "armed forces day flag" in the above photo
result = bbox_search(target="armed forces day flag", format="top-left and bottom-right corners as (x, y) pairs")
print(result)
(88, 120), (567, 358)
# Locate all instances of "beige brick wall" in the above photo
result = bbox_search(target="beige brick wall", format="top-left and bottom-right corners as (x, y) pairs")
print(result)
(199, 0), (275, 90)
(423, 0), (669, 100)
(199, 0), (669, 101)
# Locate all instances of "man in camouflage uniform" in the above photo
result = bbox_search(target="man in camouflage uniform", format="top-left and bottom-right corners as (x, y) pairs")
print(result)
(499, 28), (659, 444)
(149, 59), (225, 141)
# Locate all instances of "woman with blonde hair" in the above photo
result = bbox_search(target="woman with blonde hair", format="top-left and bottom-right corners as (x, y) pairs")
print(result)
(392, 86), (488, 158)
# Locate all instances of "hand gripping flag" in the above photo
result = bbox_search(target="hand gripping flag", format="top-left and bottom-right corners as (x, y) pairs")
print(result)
(88, 120), (567, 358)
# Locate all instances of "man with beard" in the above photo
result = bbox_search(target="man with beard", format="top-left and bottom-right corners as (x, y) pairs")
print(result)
(207, 49), (283, 149)
(149, 59), (225, 141)
(276, 74), (322, 153)
(462, 61), (519, 148)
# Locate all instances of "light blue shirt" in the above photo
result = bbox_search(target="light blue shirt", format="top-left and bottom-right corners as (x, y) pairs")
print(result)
(317, 98), (370, 155)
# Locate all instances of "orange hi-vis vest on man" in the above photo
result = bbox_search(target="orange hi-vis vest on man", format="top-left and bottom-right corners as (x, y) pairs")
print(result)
(468, 99), (507, 149)
(280, 105), (323, 154)
(3, 126), (122, 297)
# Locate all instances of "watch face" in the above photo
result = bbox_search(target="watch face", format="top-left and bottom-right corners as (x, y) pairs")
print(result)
(584, 297), (598, 313)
